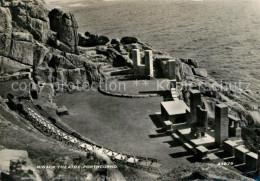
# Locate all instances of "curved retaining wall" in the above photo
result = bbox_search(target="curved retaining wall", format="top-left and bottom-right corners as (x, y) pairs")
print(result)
(98, 87), (160, 98)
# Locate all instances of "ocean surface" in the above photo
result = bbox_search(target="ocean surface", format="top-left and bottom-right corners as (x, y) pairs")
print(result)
(46, 0), (260, 91)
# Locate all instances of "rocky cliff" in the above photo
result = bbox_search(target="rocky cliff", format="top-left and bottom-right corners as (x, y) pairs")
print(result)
(0, 0), (101, 89)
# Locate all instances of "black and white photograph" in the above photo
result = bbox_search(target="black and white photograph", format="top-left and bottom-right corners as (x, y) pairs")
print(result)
(0, 0), (260, 180)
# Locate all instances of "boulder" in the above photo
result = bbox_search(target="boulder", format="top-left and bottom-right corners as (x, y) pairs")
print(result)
(57, 106), (69, 116)
(120, 37), (138, 44)
(193, 68), (208, 77)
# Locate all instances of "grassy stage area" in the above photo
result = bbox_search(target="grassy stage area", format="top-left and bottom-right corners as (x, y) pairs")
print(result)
(54, 90), (190, 171)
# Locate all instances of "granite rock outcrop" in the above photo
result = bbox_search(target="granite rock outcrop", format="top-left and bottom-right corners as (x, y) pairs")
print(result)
(0, 1), (101, 90)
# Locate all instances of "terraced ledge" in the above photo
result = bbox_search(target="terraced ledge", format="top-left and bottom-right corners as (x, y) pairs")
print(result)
(0, 72), (31, 82)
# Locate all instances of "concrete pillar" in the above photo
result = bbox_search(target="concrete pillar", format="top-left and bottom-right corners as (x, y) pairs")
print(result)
(223, 140), (238, 156)
(145, 50), (154, 78)
(235, 145), (249, 164)
(256, 150), (260, 177)
(229, 120), (234, 127)
(168, 60), (176, 79)
(189, 90), (201, 125)
(234, 121), (239, 128)
(197, 105), (208, 129)
(235, 127), (242, 138)
(132, 49), (141, 72)
(245, 152), (258, 171)
(170, 80), (177, 89)
(196, 146), (209, 162)
(215, 104), (229, 147)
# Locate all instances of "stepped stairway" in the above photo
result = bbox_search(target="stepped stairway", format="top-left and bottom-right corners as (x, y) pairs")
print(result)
(99, 63), (132, 80)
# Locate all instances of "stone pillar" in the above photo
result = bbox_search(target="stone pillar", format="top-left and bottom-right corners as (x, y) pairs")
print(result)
(168, 60), (176, 79)
(189, 90), (201, 125)
(145, 50), (154, 78)
(215, 104), (229, 147)
(132, 49), (141, 73)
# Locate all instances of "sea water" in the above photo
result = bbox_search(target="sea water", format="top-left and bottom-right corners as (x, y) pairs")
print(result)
(47, 0), (260, 91)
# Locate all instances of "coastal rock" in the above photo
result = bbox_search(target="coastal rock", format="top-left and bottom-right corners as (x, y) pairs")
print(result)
(120, 37), (138, 44)
(78, 33), (110, 47)
(0, 7), (12, 57)
(111, 38), (120, 45)
(248, 111), (260, 126)
(48, 8), (63, 32)
(9, 40), (34, 65)
(123, 43), (142, 52)
(56, 68), (87, 85)
(180, 58), (199, 68)
(192, 68), (208, 77)
(0, 7), (12, 34)
(0, 56), (30, 75)
(33, 66), (53, 83)
(161, 163), (254, 181)
(5, 0), (49, 42)
(63, 53), (86, 68)
(49, 8), (79, 53)
(48, 54), (76, 69)
(33, 44), (49, 67)
(97, 47), (132, 67)
(84, 62), (101, 84)
(56, 13), (79, 54)
(114, 44), (128, 55)
(12, 32), (33, 42)
(180, 62), (194, 79)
